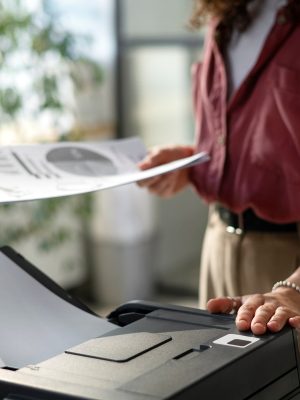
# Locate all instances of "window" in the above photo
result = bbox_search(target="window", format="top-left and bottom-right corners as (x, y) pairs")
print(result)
(116, 0), (204, 147)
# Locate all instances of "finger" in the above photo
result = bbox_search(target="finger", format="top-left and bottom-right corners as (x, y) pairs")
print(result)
(250, 303), (278, 335)
(266, 306), (293, 333)
(137, 156), (161, 171)
(148, 175), (175, 197)
(138, 145), (195, 171)
(207, 297), (241, 314)
(138, 171), (176, 190)
(137, 176), (162, 188)
(235, 294), (265, 331)
(138, 159), (156, 170)
(289, 316), (300, 330)
(138, 149), (174, 170)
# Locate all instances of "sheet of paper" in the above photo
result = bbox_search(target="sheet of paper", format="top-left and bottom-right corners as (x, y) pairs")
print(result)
(0, 137), (209, 203)
(0, 252), (116, 368)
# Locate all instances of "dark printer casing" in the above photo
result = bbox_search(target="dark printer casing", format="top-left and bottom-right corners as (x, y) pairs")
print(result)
(0, 301), (299, 400)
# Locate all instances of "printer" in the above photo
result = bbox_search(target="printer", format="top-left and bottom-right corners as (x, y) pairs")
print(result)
(0, 248), (299, 400)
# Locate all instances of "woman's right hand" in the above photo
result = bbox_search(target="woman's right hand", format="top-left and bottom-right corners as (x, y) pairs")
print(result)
(207, 288), (300, 335)
(137, 145), (195, 198)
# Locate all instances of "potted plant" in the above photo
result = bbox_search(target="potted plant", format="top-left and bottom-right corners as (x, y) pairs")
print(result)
(0, 0), (104, 287)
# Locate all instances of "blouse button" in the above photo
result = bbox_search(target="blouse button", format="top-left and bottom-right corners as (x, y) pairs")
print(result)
(217, 134), (225, 146)
(277, 14), (287, 25)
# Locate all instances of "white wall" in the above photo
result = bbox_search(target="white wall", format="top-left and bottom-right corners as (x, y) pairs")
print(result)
(154, 188), (208, 293)
(90, 185), (208, 303)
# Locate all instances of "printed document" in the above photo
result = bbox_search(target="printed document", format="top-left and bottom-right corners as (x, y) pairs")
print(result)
(0, 137), (209, 203)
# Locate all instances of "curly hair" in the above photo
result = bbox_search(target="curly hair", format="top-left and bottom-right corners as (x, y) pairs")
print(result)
(190, 0), (256, 36)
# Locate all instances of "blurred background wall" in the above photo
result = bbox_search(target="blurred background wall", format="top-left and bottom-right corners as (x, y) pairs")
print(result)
(0, 0), (208, 310)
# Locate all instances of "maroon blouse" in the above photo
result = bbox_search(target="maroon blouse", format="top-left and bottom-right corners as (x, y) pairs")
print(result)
(190, 1), (300, 223)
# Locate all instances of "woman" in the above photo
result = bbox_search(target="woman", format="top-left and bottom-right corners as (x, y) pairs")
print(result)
(139, 0), (300, 308)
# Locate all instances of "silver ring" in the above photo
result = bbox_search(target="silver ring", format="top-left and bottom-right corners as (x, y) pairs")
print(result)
(227, 296), (238, 311)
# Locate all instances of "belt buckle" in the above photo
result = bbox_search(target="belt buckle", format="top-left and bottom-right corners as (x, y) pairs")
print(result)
(226, 213), (244, 235)
(226, 226), (243, 235)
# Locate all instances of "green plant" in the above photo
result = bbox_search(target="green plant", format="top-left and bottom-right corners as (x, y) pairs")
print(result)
(0, 0), (103, 125)
(0, 194), (94, 251)
(0, 0), (103, 252)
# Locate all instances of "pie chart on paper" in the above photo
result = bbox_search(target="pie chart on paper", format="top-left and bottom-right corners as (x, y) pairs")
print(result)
(46, 147), (117, 177)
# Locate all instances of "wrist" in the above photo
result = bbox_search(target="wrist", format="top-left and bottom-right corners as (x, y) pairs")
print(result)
(272, 280), (300, 295)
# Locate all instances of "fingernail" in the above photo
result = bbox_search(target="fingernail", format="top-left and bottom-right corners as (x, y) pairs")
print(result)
(254, 321), (267, 331)
(236, 319), (249, 330)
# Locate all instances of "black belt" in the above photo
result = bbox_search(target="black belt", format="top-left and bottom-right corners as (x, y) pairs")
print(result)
(216, 205), (298, 233)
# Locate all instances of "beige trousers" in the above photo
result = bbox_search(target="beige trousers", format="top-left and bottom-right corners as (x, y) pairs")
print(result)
(199, 206), (300, 309)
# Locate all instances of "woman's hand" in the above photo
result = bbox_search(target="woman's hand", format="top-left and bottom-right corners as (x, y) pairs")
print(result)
(137, 145), (195, 198)
(207, 289), (300, 335)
